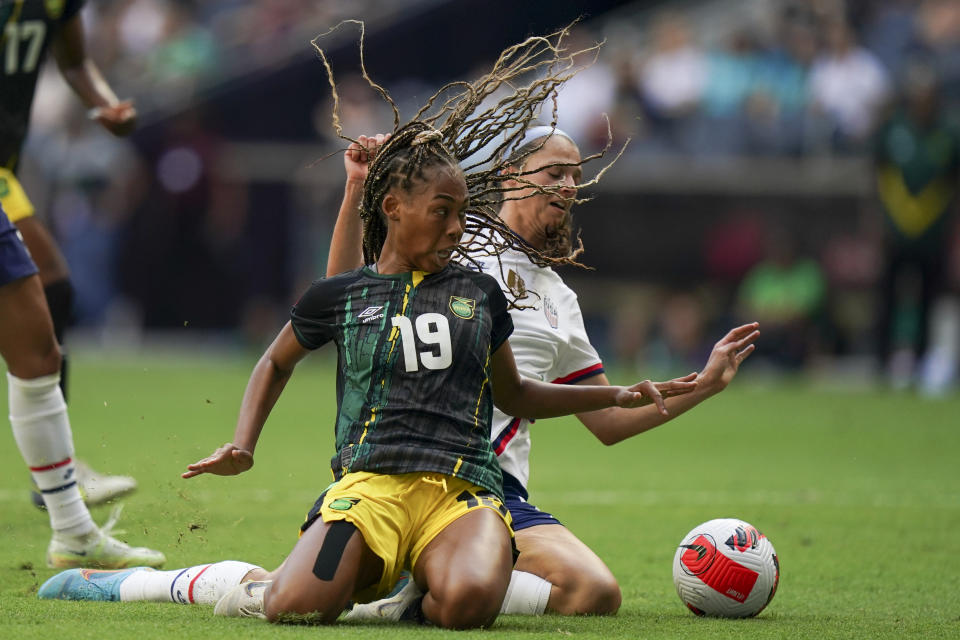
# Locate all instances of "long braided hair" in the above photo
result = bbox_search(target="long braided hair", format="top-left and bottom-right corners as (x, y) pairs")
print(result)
(356, 123), (460, 265)
(312, 21), (627, 288)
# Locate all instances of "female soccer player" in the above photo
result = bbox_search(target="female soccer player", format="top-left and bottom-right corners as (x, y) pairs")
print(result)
(37, 26), (723, 625)
(328, 126), (759, 619)
(40, 121), (697, 629)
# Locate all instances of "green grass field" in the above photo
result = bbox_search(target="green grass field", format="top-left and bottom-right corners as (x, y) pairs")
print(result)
(1, 350), (958, 639)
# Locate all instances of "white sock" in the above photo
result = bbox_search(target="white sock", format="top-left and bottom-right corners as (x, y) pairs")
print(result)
(119, 561), (262, 604)
(500, 570), (552, 615)
(8, 372), (95, 537)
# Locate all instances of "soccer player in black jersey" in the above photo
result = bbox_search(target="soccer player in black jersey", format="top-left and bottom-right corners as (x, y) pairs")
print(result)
(329, 130), (761, 620)
(176, 123), (695, 629)
(36, 27), (698, 627)
(2, 0), (138, 505)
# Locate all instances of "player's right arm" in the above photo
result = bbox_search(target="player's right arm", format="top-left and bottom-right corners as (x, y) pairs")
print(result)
(182, 323), (309, 478)
(326, 134), (390, 276)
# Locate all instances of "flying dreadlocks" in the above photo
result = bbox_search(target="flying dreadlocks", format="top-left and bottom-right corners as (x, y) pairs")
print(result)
(311, 21), (627, 291)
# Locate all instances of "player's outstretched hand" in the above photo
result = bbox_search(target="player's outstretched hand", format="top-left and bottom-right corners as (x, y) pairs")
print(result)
(182, 443), (253, 479)
(91, 100), (137, 137)
(616, 374), (699, 415)
(345, 133), (390, 183)
(698, 322), (760, 392)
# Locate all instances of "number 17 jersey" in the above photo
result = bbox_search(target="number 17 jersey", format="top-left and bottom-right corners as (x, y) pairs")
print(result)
(290, 264), (514, 499)
(1, 0), (86, 171)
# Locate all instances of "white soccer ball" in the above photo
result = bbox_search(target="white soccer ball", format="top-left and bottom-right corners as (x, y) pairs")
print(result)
(672, 518), (780, 617)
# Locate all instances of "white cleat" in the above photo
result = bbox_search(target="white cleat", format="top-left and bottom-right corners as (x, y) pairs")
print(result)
(76, 460), (138, 506)
(343, 577), (423, 622)
(31, 460), (138, 510)
(214, 580), (271, 619)
(46, 506), (165, 569)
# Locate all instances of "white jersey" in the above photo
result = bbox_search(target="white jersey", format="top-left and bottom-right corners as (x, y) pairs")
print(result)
(472, 246), (603, 489)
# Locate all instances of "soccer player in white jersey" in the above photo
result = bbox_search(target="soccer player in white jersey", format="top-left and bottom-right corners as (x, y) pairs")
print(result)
(37, 124), (698, 628)
(324, 127), (760, 618)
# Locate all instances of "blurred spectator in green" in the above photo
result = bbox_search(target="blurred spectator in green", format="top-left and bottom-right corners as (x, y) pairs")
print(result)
(736, 228), (826, 370)
(873, 60), (960, 387)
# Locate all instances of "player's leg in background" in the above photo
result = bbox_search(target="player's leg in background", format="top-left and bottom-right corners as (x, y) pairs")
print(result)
(512, 523), (621, 615)
(261, 520), (382, 623)
(13, 200), (137, 506)
(1, 273), (89, 543)
(413, 508), (513, 629)
(14, 216), (72, 358)
(0, 266), (164, 569)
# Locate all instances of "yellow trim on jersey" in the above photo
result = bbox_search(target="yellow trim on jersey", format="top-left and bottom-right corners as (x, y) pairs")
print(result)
(472, 347), (491, 429)
(0, 168), (35, 222)
(877, 166), (953, 239)
(411, 270), (426, 287)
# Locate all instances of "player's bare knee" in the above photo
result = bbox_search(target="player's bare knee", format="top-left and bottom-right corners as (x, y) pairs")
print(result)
(583, 576), (621, 615)
(431, 580), (503, 629)
(552, 568), (621, 615)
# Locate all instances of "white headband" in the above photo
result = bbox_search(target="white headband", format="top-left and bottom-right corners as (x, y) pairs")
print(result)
(516, 125), (575, 150)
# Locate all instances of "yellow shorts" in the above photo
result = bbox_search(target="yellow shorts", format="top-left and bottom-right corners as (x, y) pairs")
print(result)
(303, 471), (513, 603)
(0, 169), (34, 223)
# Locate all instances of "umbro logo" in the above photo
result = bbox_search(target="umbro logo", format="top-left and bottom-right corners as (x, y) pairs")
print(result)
(358, 305), (384, 324)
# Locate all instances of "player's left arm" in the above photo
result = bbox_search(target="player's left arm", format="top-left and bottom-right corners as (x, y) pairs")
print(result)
(490, 340), (696, 418)
(575, 322), (759, 445)
(51, 14), (136, 136)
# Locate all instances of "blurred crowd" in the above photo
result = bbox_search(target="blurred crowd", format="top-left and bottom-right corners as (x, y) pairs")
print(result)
(554, 0), (960, 156)
(18, 0), (960, 391)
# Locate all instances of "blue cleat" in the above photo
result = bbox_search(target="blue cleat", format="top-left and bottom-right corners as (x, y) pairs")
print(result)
(38, 567), (152, 601)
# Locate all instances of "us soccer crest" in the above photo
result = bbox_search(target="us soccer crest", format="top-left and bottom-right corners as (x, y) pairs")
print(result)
(449, 296), (475, 319)
(45, 0), (65, 19)
(542, 296), (558, 329)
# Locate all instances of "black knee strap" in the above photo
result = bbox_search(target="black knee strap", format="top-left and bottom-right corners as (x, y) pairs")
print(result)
(313, 520), (356, 581)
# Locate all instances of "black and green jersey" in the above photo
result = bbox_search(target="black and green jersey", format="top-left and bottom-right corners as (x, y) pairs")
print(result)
(1, 0), (85, 171)
(291, 263), (514, 499)
(874, 110), (960, 249)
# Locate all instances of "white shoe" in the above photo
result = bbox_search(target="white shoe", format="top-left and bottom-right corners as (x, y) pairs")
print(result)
(76, 460), (137, 506)
(343, 578), (423, 622)
(31, 460), (137, 510)
(214, 580), (271, 619)
(46, 506), (165, 569)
